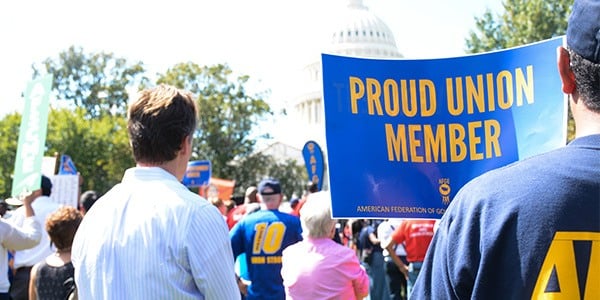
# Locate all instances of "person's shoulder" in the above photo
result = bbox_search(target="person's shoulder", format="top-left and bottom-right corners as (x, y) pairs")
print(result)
(278, 210), (301, 224)
(49, 201), (65, 211)
(243, 209), (298, 225)
(336, 241), (359, 256)
(322, 238), (358, 259)
(44, 253), (68, 268)
(249, 209), (281, 224)
(12, 205), (25, 214)
(278, 210), (300, 219)
(229, 204), (247, 215)
(282, 239), (304, 254)
(0, 219), (11, 235)
(183, 196), (225, 222)
(34, 196), (62, 213)
(179, 190), (209, 205)
(476, 145), (581, 183)
(358, 226), (371, 242)
(166, 185), (213, 211)
(445, 153), (562, 222)
(244, 202), (261, 215)
(457, 149), (561, 198)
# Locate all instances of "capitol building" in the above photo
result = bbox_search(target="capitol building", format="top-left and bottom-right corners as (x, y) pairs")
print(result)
(259, 0), (403, 186)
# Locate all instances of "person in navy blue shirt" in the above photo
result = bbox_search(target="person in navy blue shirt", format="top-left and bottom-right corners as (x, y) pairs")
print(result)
(413, 1), (600, 299)
(230, 178), (302, 300)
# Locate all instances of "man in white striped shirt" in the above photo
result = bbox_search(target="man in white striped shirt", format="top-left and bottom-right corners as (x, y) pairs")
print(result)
(72, 85), (240, 299)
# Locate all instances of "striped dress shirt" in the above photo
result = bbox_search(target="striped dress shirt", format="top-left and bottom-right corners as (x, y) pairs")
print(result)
(72, 167), (240, 299)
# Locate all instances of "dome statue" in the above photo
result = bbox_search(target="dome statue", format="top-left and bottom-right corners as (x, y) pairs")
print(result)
(326, 0), (402, 58)
(278, 0), (402, 191)
(290, 0), (402, 142)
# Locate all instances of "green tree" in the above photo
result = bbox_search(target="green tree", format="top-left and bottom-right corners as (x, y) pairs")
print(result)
(156, 62), (277, 191)
(466, 0), (571, 53)
(45, 108), (134, 194)
(0, 113), (21, 197)
(466, 0), (575, 141)
(33, 46), (149, 119)
(229, 153), (272, 194)
(232, 154), (308, 200)
(0, 108), (133, 198)
(264, 158), (308, 201)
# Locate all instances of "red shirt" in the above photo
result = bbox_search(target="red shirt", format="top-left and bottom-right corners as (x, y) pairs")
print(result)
(226, 204), (249, 229)
(291, 197), (307, 217)
(390, 219), (436, 263)
(226, 203), (262, 229)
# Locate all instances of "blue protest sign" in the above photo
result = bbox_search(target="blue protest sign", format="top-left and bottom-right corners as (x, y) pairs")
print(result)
(302, 140), (325, 191)
(182, 160), (211, 188)
(58, 154), (78, 175)
(322, 37), (566, 219)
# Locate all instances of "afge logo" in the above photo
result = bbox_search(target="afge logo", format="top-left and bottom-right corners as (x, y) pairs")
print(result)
(438, 178), (451, 205)
(532, 232), (599, 299)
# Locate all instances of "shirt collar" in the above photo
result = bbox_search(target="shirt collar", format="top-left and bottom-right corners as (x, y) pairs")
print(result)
(122, 166), (179, 183)
(567, 134), (600, 149)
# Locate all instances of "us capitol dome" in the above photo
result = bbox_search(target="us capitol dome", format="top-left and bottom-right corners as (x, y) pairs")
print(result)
(286, 0), (402, 150)
(272, 0), (402, 189)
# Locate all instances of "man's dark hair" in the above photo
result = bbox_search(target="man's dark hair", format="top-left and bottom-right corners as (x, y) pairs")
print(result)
(127, 85), (198, 164)
(306, 181), (318, 193)
(0, 201), (8, 217)
(570, 50), (600, 113)
(80, 190), (99, 212)
(41, 175), (53, 196)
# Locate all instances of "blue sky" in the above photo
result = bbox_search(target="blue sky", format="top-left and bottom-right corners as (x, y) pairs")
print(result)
(0, 0), (503, 122)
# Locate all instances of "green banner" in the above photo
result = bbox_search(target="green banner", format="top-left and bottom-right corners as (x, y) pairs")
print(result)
(11, 75), (53, 197)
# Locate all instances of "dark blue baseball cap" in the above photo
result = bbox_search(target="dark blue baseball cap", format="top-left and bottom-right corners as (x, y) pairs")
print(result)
(258, 178), (281, 195)
(567, 0), (600, 63)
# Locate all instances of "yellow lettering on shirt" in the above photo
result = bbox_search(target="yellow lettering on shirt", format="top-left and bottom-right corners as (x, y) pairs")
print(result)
(532, 232), (600, 299)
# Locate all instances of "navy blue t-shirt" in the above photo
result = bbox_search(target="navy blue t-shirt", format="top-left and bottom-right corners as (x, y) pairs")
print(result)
(412, 134), (600, 299)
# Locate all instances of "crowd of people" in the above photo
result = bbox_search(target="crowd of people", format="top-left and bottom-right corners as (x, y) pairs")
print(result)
(0, 2), (598, 298)
(0, 175), (432, 300)
(0, 176), (94, 300)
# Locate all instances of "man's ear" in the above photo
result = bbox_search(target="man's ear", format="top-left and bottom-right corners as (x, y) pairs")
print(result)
(180, 135), (193, 156)
(557, 46), (576, 94)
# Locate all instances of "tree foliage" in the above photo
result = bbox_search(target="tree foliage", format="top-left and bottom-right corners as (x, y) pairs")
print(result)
(264, 158), (308, 200)
(466, 0), (575, 141)
(5, 47), (305, 200)
(33, 46), (149, 119)
(0, 108), (134, 198)
(233, 154), (308, 200)
(45, 108), (134, 194)
(0, 113), (22, 197)
(466, 0), (571, 53)
(157, 62), (288, 193)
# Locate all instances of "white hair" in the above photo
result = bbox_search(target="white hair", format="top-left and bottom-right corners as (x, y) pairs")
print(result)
(300, 191), (336, 238)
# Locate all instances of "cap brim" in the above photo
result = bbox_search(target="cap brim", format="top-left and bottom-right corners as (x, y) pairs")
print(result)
(5, 197), (23, 206)
(260, 192), (280, 196)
